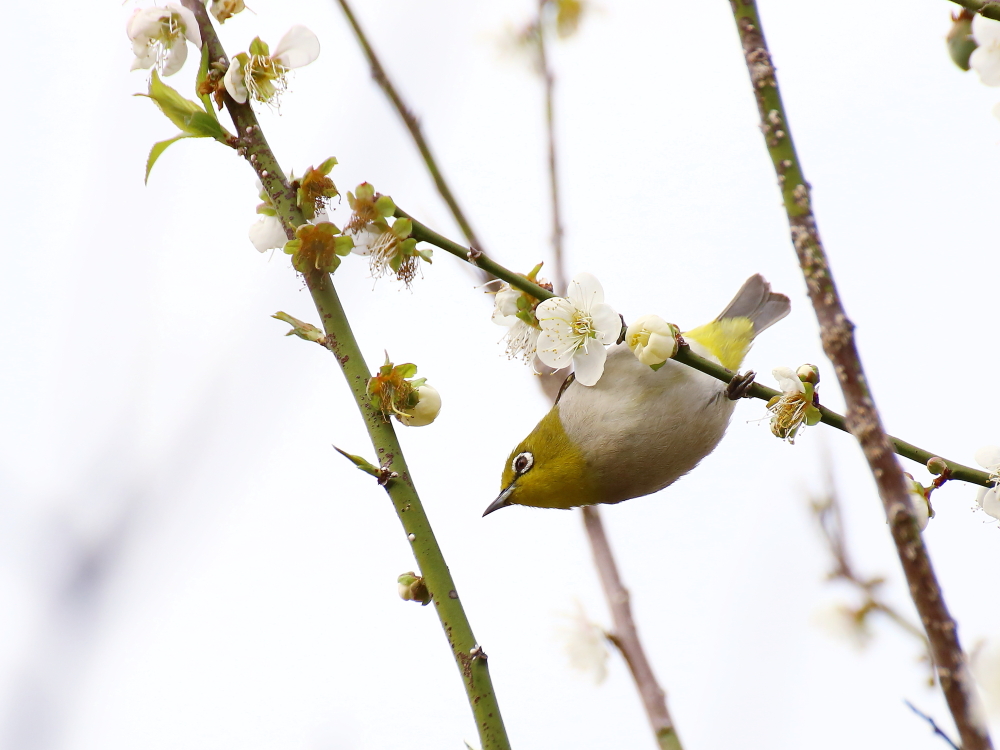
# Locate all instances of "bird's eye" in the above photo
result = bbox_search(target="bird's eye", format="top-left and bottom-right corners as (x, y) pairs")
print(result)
(512, 451), (534, 475)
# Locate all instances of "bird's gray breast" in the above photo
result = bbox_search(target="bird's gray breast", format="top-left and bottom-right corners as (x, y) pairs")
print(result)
(557, 345), (735, 504)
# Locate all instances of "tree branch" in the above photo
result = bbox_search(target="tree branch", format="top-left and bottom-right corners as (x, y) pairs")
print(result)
(182, 4), (510, 747)
(948, 0), (1000, 20)
(728, 2), (991, 747)
(582, 507), (683, 750)
(397, 208), (994, 490)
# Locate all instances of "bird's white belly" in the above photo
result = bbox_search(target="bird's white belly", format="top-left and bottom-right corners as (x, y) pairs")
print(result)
(558, 345), (735, 504)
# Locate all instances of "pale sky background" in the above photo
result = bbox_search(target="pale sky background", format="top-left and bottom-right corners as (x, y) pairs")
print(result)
(2, 1), (1000, 749)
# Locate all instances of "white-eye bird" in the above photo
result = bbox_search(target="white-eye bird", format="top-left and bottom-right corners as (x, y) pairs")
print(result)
(484, 275), (790, 515)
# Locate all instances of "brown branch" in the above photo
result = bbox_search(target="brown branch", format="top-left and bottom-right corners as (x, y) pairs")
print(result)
(730, 3), (991, 747)
(535, 2), (566, 295)
(582, 506), (683, 750)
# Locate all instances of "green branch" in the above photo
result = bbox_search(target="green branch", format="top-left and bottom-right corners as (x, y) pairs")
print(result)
(729, 2), (992, 749)
(949, 0), (1000, 20)
(180, 4), (510, 747)
(399, 207), (993, 489)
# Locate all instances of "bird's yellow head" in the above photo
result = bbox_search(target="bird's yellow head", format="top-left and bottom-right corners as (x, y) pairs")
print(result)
(484, 406), (600, 515)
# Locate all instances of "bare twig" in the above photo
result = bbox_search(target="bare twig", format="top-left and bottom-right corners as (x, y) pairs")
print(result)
(729, 3), (991, 747)
(906, 700), (962, 750)
(582, 507), (683, 750)
(535, 1), (566, 295)
(811, 471), (932, 676)
(333, 0), (492, 282)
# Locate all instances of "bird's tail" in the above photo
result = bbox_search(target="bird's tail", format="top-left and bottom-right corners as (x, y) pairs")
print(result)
(715, 274), (790, 336)
(684, 275), (790, 370)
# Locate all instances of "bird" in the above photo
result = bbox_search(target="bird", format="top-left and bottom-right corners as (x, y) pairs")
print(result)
(484, 274), (790, 515)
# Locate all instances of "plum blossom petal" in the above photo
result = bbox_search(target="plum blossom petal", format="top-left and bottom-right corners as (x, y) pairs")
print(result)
(249, 215), (287, 253)
(224, 57), (248, 103)
(273, 25), (321, 69)
(773, 366), (805, 395)
(571, 343), (608, 387)
(974, 446), (1000, 520)
(971, 16), (1000, 86)
(974, 14), (1000, 48)
(534, 273), (619, 385)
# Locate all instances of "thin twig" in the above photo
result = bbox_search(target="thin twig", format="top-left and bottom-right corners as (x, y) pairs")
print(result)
(728, 3), (991, 748)
(906, 700), (962, 750)
(529, 7), (682, 744)
(398, 208), (995, 490)
(333, 0), (492, 283)
(535, 2), (566, 295)
(582, 507), (683, 750)
(811, 470), (932, 676)
(181, 4), (510, 747)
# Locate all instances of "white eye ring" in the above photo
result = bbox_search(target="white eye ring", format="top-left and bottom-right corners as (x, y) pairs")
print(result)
(512, 451), (534, 475)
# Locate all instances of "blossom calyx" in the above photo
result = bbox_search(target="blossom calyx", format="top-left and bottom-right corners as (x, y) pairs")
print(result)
(295, 157), (339, 221)
(948, 10), (977, 71)
(490, 263), (553, 361)
(397, 572), (431, 605)
(283, 222), (354, 274)
(345, 183), (396, 233)
(625, 314), (679, 369)
(367, 357), (441, 426)
(351, 217), (431, 287)
(209, 0), (245, 23)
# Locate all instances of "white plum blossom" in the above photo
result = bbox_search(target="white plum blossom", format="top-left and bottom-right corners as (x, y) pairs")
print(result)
(535, 273), (620, 386)
(249, 215), (287, 253)
(491, 284), (540, 361)
(127, 4), (202, 76)
(767, 366), (821, 444)
(974, 446), (1000, 520)
(224, 26), (321, 105)
(625, 314), (678, 367)
(971, 15), (1000, 86)
(557, 601), (609, 684)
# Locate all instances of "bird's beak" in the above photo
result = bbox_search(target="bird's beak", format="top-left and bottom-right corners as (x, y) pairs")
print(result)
(483, 484), (515, 517)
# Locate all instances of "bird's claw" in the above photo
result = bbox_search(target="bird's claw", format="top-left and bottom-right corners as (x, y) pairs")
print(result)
(726, 370), (756, 400)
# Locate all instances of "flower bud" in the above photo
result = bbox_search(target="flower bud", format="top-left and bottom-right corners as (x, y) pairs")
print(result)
(399, 385), (441, 427)
(796, 363), (820, 385)
(625, 314), (679, 368)
(397, 572), (431, 605)
(926, 456), (949, 476)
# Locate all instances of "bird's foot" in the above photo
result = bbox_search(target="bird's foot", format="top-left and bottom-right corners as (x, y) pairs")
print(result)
(726, 370), (756, 400)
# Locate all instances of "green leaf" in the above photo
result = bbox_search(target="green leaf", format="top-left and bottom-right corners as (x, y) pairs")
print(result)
(145, 134), (189, 184)
(318, 156), (338, 174)
(142, 70), (227, 140)
(332, 446), (381, 478)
